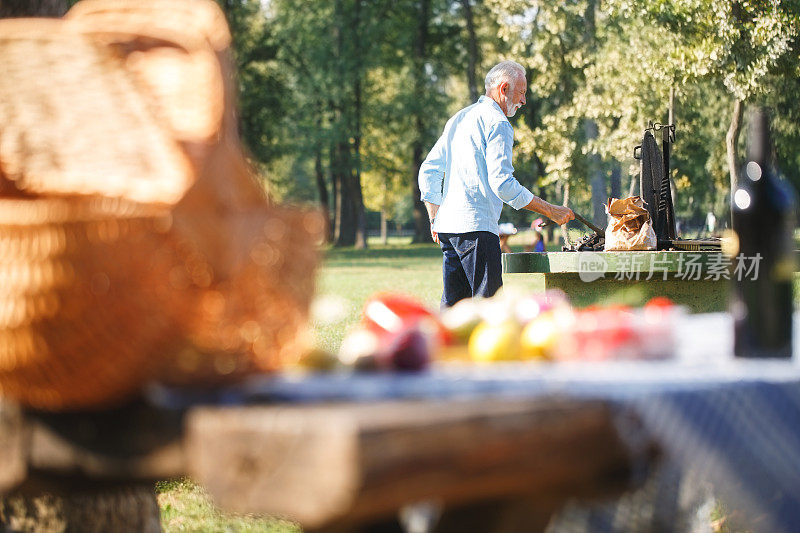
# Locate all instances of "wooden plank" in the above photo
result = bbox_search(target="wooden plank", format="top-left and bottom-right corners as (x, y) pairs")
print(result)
(503, 251), (727, 275)
(186, 397), (652, 530)
(502, 251), (731, 311)
(504, 272), (728, 312)
(186, 404), (359, 529)
(0, 400), (186, 493)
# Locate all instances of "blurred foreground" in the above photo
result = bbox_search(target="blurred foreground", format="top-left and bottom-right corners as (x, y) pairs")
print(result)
(0, 0), (323, 410)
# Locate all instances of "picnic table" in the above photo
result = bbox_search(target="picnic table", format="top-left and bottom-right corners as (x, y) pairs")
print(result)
(502, 251), (736, 312)
(2, 313), (800, 532)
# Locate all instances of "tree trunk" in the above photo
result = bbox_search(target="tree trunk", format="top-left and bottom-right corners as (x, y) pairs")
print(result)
(610, 160), (621, 200)
(460, 0), (479, 102)
(585, 120), (605, 227)
(351, 0), (367, 249)
(313, 104), (331, 243)
(330, 142), (340, 241)
(315, 143), (332, 243)
(380, 210), (388, 245)
(331, 0), (357, 247)
(560, 182), (570, 247)
(334, 143), (357, 246)
(351, 165), (368, 249)
(411, 0), (432, 244)
(668, 86), (678, 211)
(628, 171), (638, 197)
(726, 99), (744, 228)
(411, 143), (429, 244)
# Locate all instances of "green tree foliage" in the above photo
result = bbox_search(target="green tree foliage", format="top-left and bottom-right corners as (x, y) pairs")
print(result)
(217, 0), (287, 170)
(607, 0), (799, 100)
(214, 0), (798, 239)
(487, 0), (799, 227)
(269, 0), (416, 247)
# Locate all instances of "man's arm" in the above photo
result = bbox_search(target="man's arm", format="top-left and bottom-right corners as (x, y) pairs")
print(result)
(419, 129), (448, 244)
(485, 122), (574, 224)
(485, 122), (534, 210)
(418, 134), (447, 207)
(523, 196), (574, 225)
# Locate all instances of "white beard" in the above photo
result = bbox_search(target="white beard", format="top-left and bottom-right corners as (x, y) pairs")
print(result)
(506, 101), (521, 118)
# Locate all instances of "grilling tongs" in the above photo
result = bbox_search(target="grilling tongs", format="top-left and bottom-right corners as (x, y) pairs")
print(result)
(541, 211), (605, 236)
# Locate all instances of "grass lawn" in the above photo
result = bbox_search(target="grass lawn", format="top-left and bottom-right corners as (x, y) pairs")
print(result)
(312, 239), (443, 353)
(156, 479), (300, 533)
(158, 235), (797, 531)
(312, 232), (557, 353)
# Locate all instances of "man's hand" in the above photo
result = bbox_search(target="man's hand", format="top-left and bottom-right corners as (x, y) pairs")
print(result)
(424, 201), (440, 244)
(523, 196), (574, 226)
(549, 205), (575, 226)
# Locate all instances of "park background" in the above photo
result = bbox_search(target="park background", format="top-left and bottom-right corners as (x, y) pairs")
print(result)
(167, 1), (800, 529)
(3, 0), (799, 531)
(210, 0), (800, 248)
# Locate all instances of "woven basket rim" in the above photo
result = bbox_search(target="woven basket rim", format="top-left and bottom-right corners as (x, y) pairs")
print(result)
(0, 18), (83, 40)
(64, 16), (227, 143)
(66, 0), (231, 51)
(65, 17), (210, 54)
(0, 197), (170, 224)
(0, 23), (196, 206)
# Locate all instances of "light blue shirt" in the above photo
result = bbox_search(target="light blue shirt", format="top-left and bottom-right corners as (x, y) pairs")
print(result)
(418, 95), (534, 236)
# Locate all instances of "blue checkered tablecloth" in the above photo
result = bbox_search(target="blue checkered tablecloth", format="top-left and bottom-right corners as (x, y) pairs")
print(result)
(153, 313), (800, 532)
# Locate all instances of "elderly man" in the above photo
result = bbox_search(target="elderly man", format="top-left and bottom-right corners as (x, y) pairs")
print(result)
(419, 60), (574, 307)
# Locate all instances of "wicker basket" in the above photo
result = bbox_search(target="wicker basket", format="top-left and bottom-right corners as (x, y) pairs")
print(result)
(0, 1), (323, 409)
(0, 19), (193, 205)
(66, 0), (232, 52)
(66, 6), (227, 146)
(0, 197), (323, 407)
(162, 205), (324, 385)
(0, 197), (189, 409)
(66, 0), (266, 210)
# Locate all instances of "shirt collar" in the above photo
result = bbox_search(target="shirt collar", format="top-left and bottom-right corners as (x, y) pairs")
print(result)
(479, 95), (505, 116)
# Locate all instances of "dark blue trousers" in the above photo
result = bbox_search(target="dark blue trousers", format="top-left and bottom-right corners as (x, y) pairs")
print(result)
(438, 231), (503, 308)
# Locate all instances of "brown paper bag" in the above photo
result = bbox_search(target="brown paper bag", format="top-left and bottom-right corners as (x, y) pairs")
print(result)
(603, 196), (657, 251)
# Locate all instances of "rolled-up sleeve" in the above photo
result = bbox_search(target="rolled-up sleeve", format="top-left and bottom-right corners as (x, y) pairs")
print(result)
(485, 121), (534, 210)
(418, 133), (446, 205)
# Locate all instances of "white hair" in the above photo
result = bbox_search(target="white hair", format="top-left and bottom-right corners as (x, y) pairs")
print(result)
(484, 60), (526, 94)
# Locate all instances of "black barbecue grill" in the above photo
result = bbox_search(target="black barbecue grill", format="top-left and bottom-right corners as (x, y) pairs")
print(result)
(544, 121), (722, 252)
(634, 121), (721, 251)
(636, 122), (677, 243)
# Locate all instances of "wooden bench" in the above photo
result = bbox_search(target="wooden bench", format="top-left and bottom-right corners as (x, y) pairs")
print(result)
(503, 251), (734, 312)
(0, 395), (653, 532)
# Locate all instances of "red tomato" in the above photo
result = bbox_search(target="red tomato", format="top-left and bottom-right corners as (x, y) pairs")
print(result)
(361, 293), (452, 345)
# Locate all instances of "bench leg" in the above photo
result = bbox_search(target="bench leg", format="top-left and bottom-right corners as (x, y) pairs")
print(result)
(0, 484), (161, 533)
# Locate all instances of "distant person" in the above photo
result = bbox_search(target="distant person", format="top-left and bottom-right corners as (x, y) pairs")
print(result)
(706, 212), (717, 236)
(532, 232), (545, 252)
(498, 222), (517, 253)
(524, 218), (546, 252)
(418, 60), (574, 307)
(524, 219), (546, 252)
